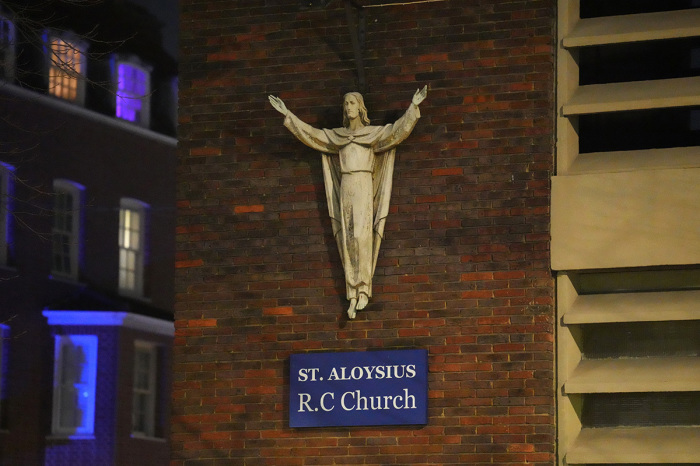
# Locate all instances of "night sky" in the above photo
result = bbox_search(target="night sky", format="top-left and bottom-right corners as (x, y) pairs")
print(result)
(127, 0), (178, 59)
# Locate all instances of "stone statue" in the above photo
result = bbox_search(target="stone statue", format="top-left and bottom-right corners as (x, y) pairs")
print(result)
(269, 86), (427, 319)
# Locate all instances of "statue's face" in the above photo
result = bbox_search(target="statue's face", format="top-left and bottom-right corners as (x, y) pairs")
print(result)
(344, 95), (360, 120)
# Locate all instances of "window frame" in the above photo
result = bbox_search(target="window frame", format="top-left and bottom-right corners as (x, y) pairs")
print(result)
(114, 57), (152, 127)
(45, 31), (88, 105)
(0, 325), (8, 430)
(51, 334), (98, 437)
(51, 179), (84, 281)
(118, 198), (148, 298)
(0, 163), (14, 266)
(131, 341), (158, 437)
(0, 14), (15, 82)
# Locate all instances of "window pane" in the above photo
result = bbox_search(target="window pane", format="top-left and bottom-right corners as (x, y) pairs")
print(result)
(48, 37), (82, 101)
(119, 267), (127, 289)
(132, 345), (156, 436)
(117, 63), (148, 123)
(51, 186), (78, 277)
(131, 210), (140, 231)
(133, 393), (147, 429)
(135, 352), (151, 389)
(0, 326), (9, 429)
(59, 386), (79, 428)
(0, 165), (10, 266)
(0, 17), (15, 80)
(119, 210), (126, 247)
(53, 335), (97, 435)
(119, 204), (145, 295)
(130, 229), (139, 251)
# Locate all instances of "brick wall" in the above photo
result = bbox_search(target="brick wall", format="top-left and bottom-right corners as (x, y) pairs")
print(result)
(174, 0), (555, 464)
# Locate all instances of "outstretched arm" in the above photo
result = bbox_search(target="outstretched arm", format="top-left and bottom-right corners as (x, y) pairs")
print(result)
(269, 95), (337, 153)
(373, 85), (427, 153)
(269, 95), (288, 116)
(412, 85), (428, 107)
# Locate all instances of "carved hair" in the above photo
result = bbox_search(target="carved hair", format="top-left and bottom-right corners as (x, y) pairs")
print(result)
(343, 92), (371, 127)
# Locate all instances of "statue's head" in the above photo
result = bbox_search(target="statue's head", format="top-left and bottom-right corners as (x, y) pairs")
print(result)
(343, 92), (370, 127)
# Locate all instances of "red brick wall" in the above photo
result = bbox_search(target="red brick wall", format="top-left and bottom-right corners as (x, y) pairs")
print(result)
(174, 0), (555, 464)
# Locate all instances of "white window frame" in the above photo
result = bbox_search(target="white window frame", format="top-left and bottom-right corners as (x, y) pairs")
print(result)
(131, 341), (158, 437)
(0, 14), (15, 81)
(0, 163), (14, 266)
(51, 179), (83, 280)
(118, 198), (148, 298)
(46, 32), (88, 105)
(114, 57), (152, 127)
(51, 335), (98, 437)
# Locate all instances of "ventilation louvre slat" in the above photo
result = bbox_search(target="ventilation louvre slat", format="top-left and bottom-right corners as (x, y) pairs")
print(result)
(563, 9), (700, 47)
(565, 357), (700, 393)
(563, 289), (700, 324)
(562, 76), (700, 116)
(567, 426), (700, 464)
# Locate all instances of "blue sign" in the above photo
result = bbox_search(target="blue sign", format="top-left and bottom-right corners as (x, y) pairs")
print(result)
(289, 349), (428, 427)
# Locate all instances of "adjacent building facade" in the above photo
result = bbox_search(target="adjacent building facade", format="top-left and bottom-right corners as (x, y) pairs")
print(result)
(174, 0), (699, 464)
(0, 1), (177, 464)
(554, 1), (700, 463)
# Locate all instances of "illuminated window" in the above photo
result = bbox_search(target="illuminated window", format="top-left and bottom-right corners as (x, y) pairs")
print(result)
(132, 342), (158, 437)
(48, 35), (86, 104)
(0, 15), (15, 81)
(51, 180), (83, 280)
(52, 335), (98, 437)
(119, 198), (148, 297)
(0, 163), (14, 266)
(116, 61), (151, 126)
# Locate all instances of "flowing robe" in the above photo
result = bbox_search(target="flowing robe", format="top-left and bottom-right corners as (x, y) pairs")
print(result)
(283, 104), (420, 300)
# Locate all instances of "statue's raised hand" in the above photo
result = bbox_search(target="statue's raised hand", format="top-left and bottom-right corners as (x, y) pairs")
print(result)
(412, 85), (428, 106)
(268, 95), (288, 116)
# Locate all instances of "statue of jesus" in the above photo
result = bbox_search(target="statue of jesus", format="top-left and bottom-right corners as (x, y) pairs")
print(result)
(269, 86), (427, 319)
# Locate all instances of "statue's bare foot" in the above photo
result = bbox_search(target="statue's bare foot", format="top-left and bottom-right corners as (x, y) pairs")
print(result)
(347, 298), (357, 319)
(357, 293), (368, 310)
